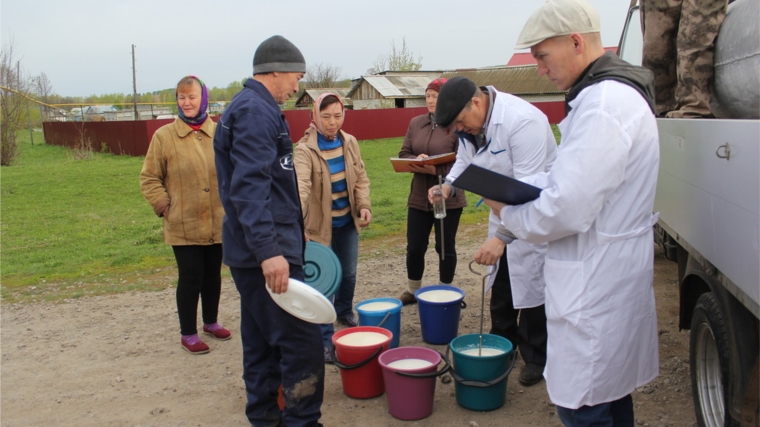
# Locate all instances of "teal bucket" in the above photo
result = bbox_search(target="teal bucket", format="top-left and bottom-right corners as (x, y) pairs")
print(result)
(448, 333), (516, 411)
(356, 298), (402, 348)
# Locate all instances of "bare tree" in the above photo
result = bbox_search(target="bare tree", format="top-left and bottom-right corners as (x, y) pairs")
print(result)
(32, 72), (53, 101)
(32, 72), (54, 121)
(303, 63), (347, 89)
(0, 42), (30, 166)
(369, 37), (423, 74)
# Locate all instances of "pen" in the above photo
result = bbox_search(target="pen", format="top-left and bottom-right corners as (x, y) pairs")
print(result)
(475, 198), (484, 207)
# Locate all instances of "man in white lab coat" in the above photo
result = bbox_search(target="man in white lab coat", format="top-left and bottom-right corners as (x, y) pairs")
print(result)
(432, 76), (557, 386)
(483, 0), (660, 425)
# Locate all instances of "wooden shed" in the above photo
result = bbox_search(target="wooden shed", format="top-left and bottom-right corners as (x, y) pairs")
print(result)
(295, 89), (351, 109)
(346, 71), (442, 109)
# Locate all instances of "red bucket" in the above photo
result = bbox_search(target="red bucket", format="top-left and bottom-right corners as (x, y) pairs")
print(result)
(331, 326), (393, 399)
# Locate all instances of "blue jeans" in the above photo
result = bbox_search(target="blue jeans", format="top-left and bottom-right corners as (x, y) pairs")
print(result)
(231, 265), (324, 427)
(556, 394), (634, 427)
(320, 222), (359, 348)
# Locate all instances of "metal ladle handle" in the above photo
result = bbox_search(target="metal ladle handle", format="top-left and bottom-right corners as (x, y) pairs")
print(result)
(437, 175), (445, 261)
(469, 260), (496, 356)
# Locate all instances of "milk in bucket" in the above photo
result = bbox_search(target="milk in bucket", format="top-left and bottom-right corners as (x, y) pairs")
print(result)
(336, 331), (388, 347)
(356, 297), (402, 348)
(417, 289), (462, 303)
(387, 358), (434, 370)
(360, 301), (397, 311)
(459, 347), (505, 357)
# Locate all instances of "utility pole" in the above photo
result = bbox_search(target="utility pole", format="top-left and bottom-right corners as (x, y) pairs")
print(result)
(132, 44), (138, 121)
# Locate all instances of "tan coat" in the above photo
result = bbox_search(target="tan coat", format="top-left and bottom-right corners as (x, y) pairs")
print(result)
(294, 128), (371, 246)
(139, 118), (224, 246)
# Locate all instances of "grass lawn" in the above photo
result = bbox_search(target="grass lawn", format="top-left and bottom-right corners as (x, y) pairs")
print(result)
(1, 131), (488, 303)
(2, 131), (177, 302)
(2, 124), (560, 303)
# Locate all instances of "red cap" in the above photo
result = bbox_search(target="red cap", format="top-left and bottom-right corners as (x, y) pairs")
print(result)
(426, 78), (448, 93)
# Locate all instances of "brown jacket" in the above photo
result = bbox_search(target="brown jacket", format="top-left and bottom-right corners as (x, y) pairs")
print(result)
(139, 118), (224, 246)
(399, 113), (467, 211)
(294, 128), (371, 246)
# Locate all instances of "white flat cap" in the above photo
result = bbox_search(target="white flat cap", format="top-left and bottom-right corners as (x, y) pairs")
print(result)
(515, 0), (600, 49)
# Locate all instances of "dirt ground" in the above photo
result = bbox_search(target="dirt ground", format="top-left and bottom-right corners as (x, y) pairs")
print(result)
(1, 223), (697, 427)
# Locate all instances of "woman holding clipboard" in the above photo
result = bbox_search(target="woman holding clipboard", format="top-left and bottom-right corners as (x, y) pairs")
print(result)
(396, 78), (467, 305)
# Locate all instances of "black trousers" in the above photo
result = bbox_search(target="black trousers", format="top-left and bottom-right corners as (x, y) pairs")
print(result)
(172, 244), (223, 336)
(490, 251), (548, 366)
(406, 206), (463, 284)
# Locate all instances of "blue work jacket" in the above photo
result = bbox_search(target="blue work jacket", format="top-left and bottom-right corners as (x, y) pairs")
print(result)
(213, 78), (304, 268)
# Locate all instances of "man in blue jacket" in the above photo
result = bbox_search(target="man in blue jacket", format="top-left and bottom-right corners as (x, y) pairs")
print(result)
(214, 35), (324, 427)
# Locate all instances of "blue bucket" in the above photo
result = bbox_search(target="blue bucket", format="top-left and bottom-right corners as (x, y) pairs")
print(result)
(448, 333), (516, 411)
(356, 298), (402, 348)
(415, 285), (465, 345)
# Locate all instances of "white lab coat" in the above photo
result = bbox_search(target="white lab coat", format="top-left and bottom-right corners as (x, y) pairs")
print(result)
(500, 80), (660, 409)
(447, 87), (556, 308)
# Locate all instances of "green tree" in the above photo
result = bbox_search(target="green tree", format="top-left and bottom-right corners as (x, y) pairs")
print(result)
(224, 79), (245, 100)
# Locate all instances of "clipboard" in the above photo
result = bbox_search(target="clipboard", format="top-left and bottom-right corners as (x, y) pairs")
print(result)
(451, 164), (542, 205)
(389, 152), (456, 173)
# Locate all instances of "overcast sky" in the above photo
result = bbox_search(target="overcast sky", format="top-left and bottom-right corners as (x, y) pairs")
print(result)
(2, 0), (631, 98)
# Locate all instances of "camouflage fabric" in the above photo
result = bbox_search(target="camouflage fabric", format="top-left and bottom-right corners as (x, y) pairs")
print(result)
(641, 0), (727, 117)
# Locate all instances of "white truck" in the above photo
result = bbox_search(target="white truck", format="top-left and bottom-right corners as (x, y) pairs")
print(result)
(618, 1), (759, 426)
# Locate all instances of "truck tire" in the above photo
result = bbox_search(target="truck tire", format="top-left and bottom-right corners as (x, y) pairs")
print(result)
(690, 292), (731, 427)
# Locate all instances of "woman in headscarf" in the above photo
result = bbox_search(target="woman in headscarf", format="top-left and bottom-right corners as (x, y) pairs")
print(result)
(294, 93), (372, 362)
(140, 75), (229, 355)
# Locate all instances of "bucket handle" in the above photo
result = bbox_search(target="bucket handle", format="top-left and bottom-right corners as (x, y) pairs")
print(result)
(330, 345), (384, 370)
(445, 345), (517, 388)
(393, 350), (451, 379)
(376, 311), (392, 328)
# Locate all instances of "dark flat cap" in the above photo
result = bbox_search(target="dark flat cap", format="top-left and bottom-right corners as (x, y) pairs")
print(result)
(434, 76), (477, 127)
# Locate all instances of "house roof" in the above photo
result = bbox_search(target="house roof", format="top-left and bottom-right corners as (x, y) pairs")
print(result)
(294, 89), (351, 107)
(304, 88), (350, 100)
(441, 65), (563, 96)
(506, 46), (618, 66)
(346, 75), (440, 99)
(372, 70), (442, 78)
(84, 105), (118, 114)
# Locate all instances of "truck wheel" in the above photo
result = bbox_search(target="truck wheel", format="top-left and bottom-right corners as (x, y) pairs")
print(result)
(690, 292), (730, 427)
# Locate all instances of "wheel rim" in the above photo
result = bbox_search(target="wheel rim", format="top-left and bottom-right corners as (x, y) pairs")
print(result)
(694, 322), (725, 427)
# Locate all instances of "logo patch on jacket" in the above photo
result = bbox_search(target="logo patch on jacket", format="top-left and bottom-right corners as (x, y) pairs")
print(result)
(280, 154), (294, 170)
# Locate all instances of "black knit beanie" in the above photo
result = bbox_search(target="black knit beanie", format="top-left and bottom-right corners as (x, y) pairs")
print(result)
(253, 35), (306, 75)
(435, 76), (477, 127)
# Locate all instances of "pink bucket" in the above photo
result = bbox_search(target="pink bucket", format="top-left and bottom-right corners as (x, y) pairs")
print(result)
(378, 346), (450, 420)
